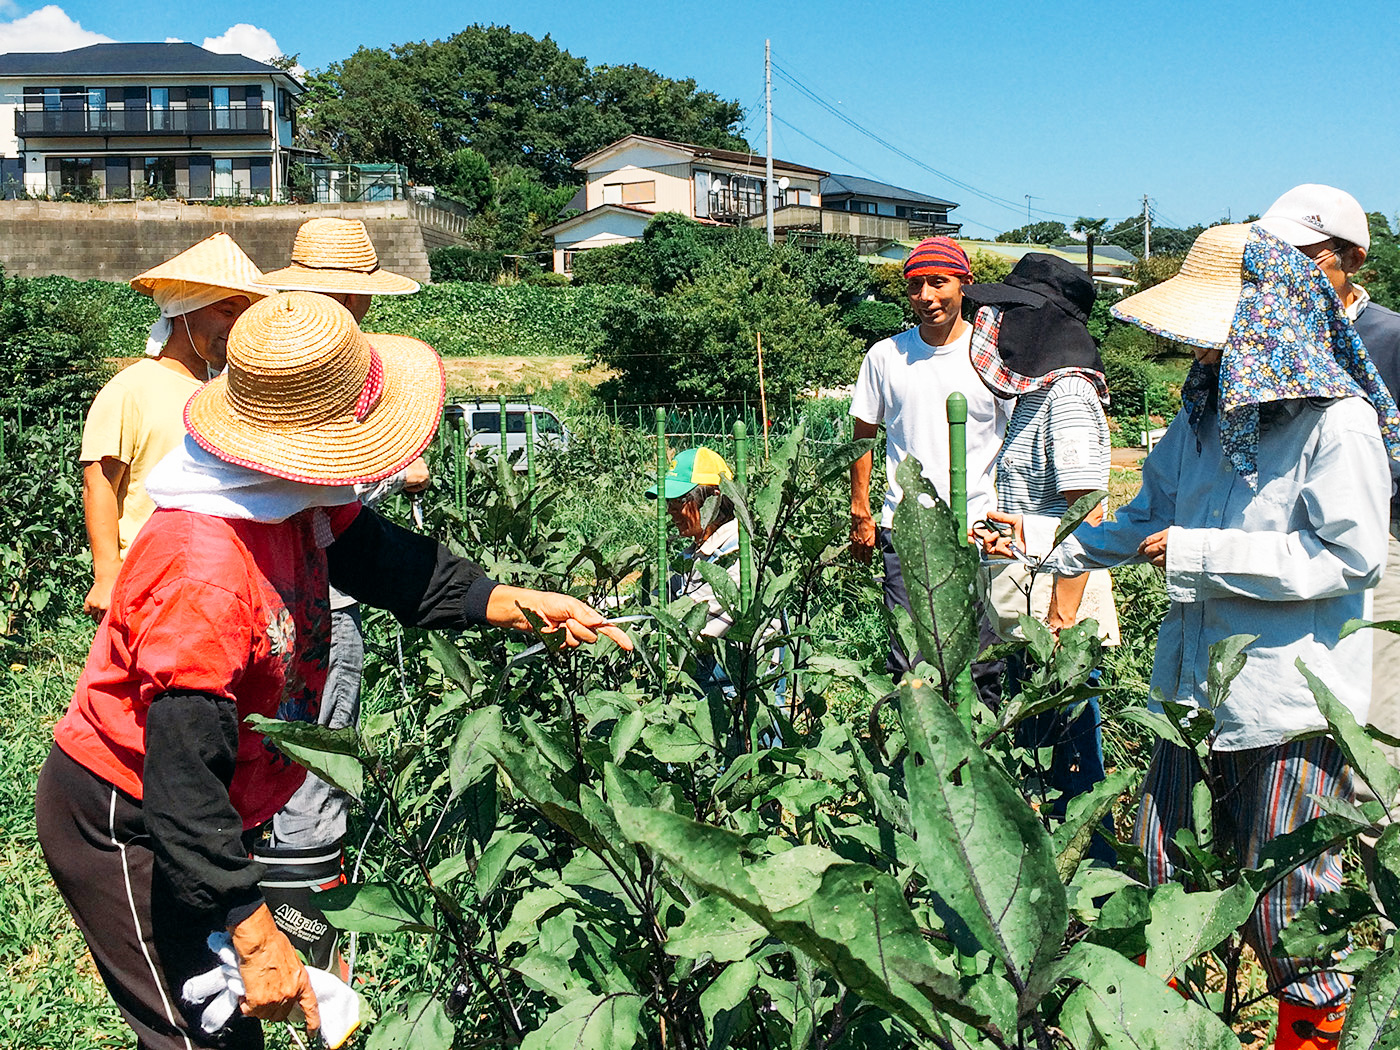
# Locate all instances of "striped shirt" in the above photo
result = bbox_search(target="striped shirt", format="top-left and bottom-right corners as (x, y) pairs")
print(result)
(995, 376), (1109, 516)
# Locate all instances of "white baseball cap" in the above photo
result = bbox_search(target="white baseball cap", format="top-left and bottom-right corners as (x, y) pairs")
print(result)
(1256, 184), (1370, 252)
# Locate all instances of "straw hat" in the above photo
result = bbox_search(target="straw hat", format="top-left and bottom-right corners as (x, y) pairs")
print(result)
(1110, 223), (1252, 349)
(185, 291), (444, 484)
(130, 231), (269, 300)
(257, 218), (421, 296)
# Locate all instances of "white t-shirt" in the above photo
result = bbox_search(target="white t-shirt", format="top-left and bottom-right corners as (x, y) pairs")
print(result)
(850, 325), (1010, 528)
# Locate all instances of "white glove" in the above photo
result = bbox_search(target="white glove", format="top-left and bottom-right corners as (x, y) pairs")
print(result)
(182, 932), (361, 1049)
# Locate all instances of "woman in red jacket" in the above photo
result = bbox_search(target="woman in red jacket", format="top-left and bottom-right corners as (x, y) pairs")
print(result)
(36, 291), (628, 1050)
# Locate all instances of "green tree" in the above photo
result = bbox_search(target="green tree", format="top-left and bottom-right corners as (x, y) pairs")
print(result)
(304, 46), (449, 177)
(301, 26), (749, 188)
(441, 148), (495, 213)
(1358, 211), (1400, 310)
(995, 220), (1069, 245)
(591, 250), (863, 404)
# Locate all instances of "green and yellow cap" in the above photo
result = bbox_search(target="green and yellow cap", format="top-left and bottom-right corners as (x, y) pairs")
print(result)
(645, 447), (734, 500)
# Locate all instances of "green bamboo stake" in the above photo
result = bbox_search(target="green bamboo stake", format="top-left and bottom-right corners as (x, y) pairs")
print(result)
(454, 417), (466, 517)
(733, 421), (752, 614)
(497, 394), (508, 462)
(525, 406), (536, 490)
(946, 392), (976, 731)
(655, 408), (669, 697)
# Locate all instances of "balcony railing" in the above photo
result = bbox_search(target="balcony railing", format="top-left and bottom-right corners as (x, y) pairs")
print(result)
(16, 106), (269, 137)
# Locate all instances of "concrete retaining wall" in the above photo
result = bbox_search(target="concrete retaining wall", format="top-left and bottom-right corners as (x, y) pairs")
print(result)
(0, 199), (475, 283)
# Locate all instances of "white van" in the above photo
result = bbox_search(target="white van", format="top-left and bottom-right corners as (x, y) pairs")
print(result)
(443, 401), (571, 469)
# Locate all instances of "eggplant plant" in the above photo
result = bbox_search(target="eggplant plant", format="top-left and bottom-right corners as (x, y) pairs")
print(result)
(252, 432), (1399, 1050)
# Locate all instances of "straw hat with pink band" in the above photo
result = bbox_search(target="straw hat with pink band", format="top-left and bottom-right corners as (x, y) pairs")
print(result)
(131, 232), (270, 357)
(184, 291), (444, 485)
(257, 218), (421, 296)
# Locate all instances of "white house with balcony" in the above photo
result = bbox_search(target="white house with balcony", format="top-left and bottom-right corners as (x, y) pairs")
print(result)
(543, 134), (828, 273)
(0, 42), (303, 201)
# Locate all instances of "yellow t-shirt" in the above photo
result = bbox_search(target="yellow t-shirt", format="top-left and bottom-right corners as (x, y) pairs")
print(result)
(80, 358), (202, 556)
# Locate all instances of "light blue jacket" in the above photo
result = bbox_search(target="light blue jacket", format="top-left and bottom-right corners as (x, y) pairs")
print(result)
(1029, 396), (1389, 750)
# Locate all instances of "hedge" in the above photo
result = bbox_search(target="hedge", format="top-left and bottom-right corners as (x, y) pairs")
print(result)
(363, 281), (647, 357)
(8, 275), (645, 359)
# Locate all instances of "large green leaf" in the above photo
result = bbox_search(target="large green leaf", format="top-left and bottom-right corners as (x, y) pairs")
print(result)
(1142, 881), (1259, 980)
(1052, 770), (1135, 881)
(751, 426), (803, 537)
(475, 831), (535, 901)
(1339, 948), (1400, 1049)
(1376, 824), (1400, 924)
(317, 881), (435, 934)
(448, 705), (502, 797)
(667, 895), (768, 963)
(1053, 489), (1110, 549)
(1058, 942), (1240, 1050)
(615, 804), (999, 1037)
(1275, 887), (1377, 960)
(429, 632), (478, 692)
(243, 716), (363, 799)
(484, 732), (605, 851)
(519, 992), (644, 1050)
(700, 958), (759, 1050)
(889, 456), (979, 696)
(365, 992), (453, 1050)
(898, 677), (1067, 1012)
(1297, 658), (1400, 807)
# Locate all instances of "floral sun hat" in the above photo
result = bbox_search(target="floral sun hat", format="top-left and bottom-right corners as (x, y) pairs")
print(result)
(1112, 223), (1400, 485)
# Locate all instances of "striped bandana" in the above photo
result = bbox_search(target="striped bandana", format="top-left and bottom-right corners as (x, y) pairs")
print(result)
(970, 305), (1110, 405)
(904, 236), (972, 279)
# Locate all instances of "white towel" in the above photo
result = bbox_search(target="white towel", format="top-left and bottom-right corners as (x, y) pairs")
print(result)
(181, 932), (361, 1049)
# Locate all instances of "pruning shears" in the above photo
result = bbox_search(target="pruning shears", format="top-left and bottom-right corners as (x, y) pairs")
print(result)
(973, 517), (1035, 567)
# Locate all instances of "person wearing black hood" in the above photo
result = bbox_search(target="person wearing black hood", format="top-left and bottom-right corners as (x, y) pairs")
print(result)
(963, 253), (1118, 860)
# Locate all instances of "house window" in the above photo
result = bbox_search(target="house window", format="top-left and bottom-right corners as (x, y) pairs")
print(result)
(142, 156), (176, 197)
(213, 157), (235, 196)
(620, 181), (655, 205)
(250, 158), (272, 195)
(213, 86), (231, 129)
(48, 156), (96, 197)
(562, 250), (578, 273)
(602, 183), (622, 205)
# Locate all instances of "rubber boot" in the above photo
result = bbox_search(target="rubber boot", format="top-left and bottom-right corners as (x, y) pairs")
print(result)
(1274, 999), (1345, 1050)
(253, 841), (346, 975)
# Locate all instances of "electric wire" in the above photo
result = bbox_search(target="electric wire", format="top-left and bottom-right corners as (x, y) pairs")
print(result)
(769, 54), (1089, 224)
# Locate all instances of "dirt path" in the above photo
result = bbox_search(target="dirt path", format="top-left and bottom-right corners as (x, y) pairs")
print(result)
(109, 355), (610, 398)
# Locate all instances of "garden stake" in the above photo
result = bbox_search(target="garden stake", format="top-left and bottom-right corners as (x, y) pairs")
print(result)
(947, 392), (977, 733)
(733, 421), (752, 614)
(655, 408), (668, 698)
(497, 394), (508, 462)
(525, 406), (536, 490)
(454, 417), (466, 517)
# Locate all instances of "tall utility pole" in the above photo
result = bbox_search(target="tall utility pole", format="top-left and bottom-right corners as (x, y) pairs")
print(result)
(765, 39), (774, 246)
(1143, 194), (1152, 258)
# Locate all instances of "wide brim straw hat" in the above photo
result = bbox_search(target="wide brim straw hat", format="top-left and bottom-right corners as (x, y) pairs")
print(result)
(130, 231), (270, 300)
(257, 218), (421, 296)
(185, 291), (445, 484)
(1110, 223), (1252, 349)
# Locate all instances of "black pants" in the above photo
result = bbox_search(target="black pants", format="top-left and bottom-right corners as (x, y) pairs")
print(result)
(879, 526), (1003, 705)
(34, 744), (263, 1050)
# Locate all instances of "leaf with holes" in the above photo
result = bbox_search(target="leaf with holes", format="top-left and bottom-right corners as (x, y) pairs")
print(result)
(889, 456), (979, 697)
(898, 676), (1067, 1014)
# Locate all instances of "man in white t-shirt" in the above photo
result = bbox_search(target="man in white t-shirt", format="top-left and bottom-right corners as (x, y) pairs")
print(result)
(849, 236), (1011, 679)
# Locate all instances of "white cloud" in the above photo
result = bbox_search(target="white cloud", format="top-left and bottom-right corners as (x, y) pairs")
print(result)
(0, 4), (112, 53)
(201, 23), (293, 68)
(164, 36), (183, 44)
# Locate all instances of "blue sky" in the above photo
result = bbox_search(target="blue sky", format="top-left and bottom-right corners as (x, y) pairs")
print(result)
(4, 0), (1398, 240)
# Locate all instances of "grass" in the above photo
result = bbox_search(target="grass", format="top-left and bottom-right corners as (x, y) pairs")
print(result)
(0, 639), (129, 1049)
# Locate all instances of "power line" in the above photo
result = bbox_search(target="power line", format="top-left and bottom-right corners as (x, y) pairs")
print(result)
(769, 53), (1089, 225)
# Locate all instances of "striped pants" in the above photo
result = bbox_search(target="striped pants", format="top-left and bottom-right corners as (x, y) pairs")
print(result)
(35, 744), (263, 1050)
(1133, 737), (1355, 1008)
